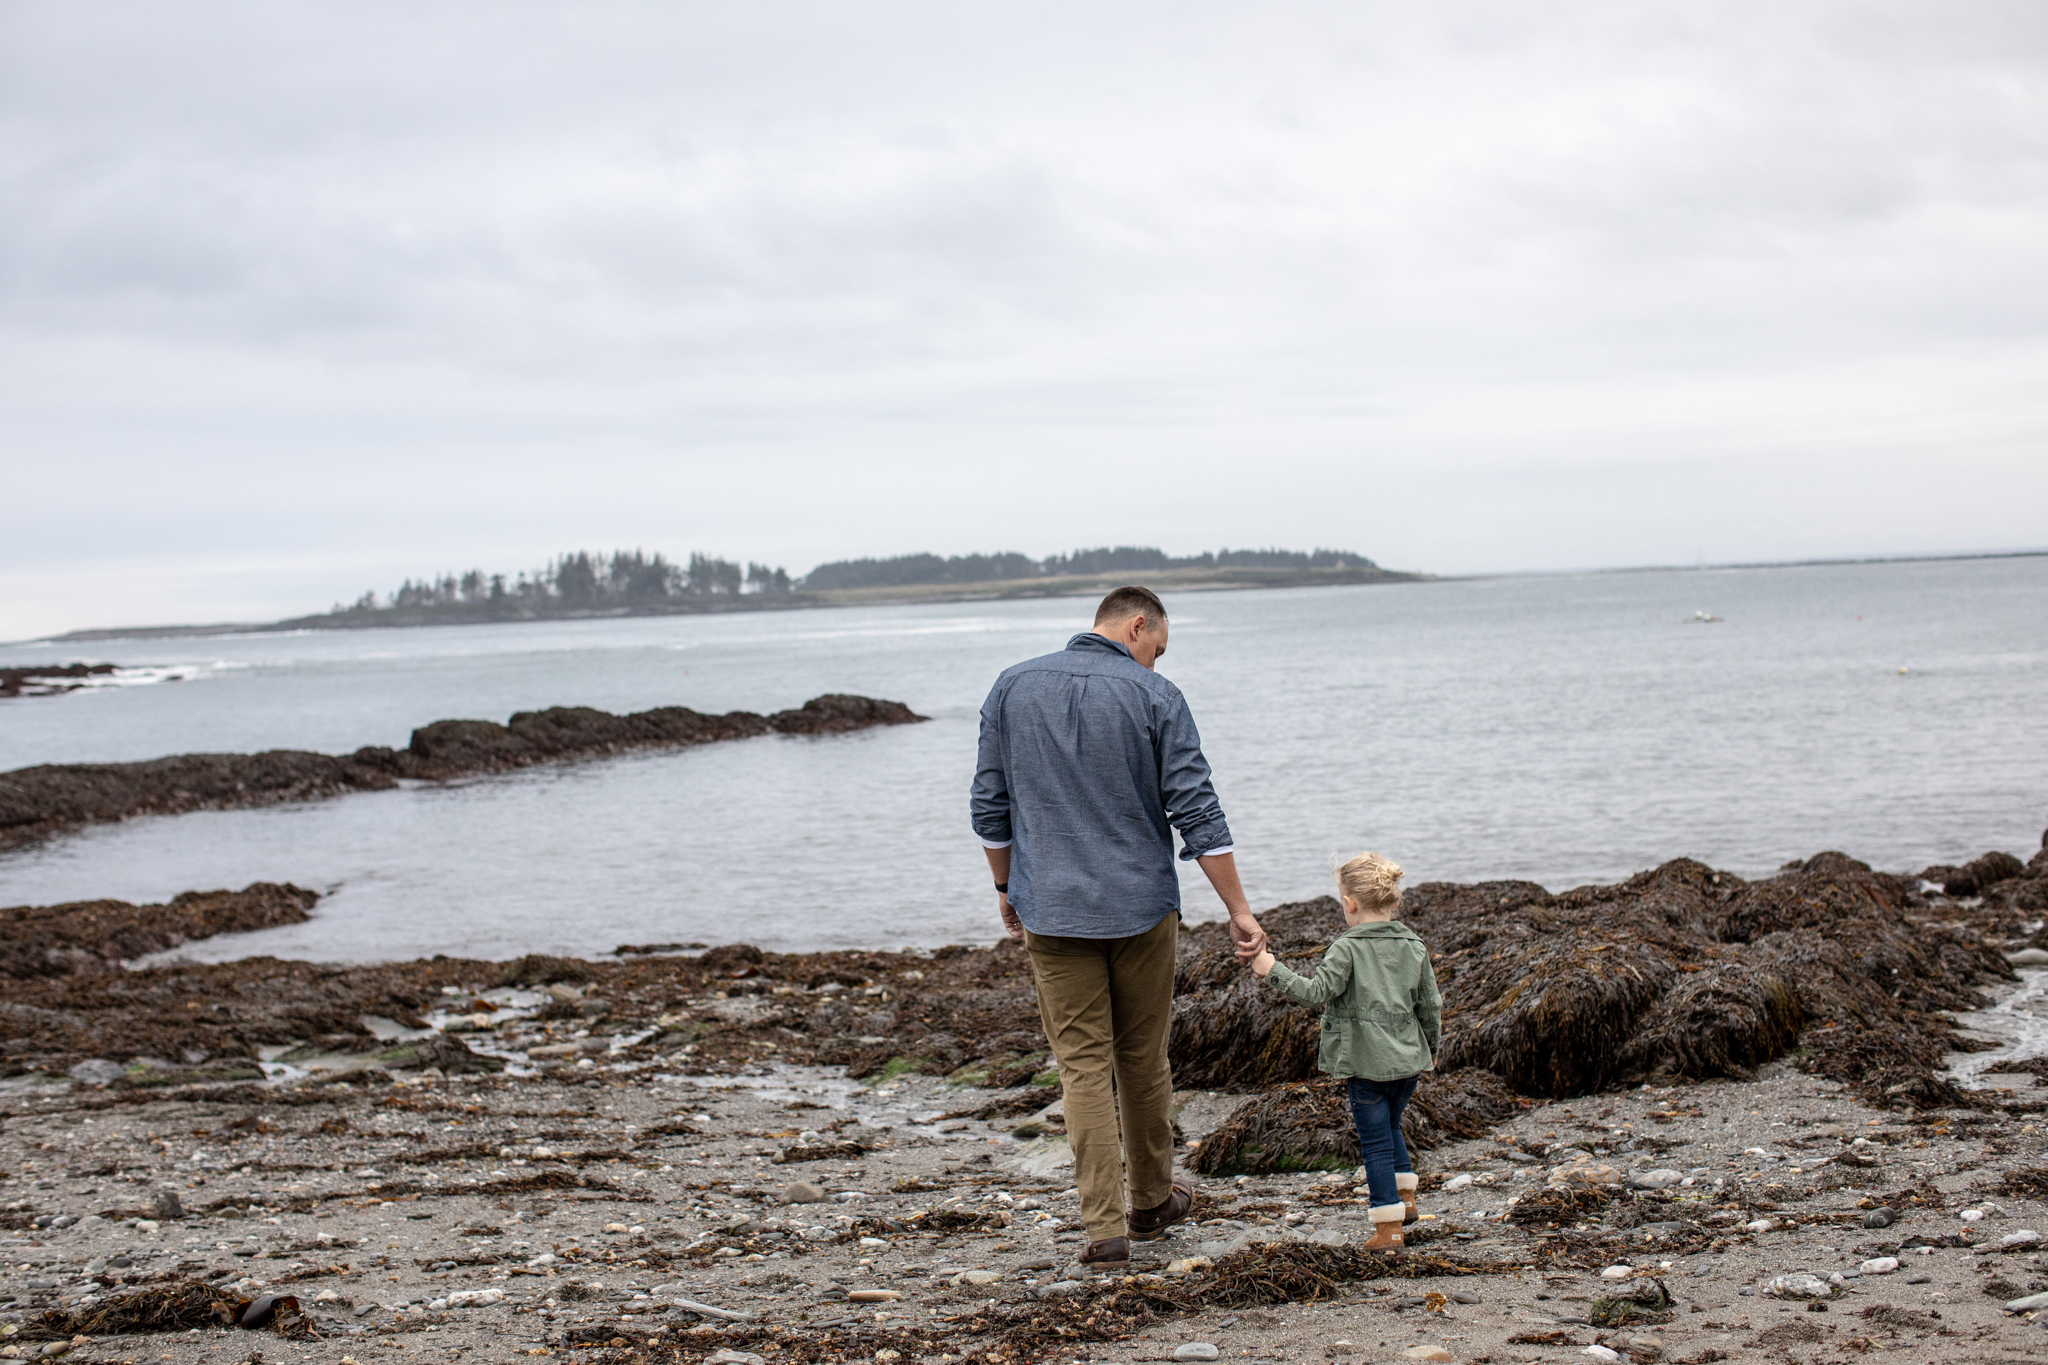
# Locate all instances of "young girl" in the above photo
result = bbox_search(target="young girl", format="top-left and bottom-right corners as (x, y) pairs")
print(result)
(1252, 852), (1441, 1250)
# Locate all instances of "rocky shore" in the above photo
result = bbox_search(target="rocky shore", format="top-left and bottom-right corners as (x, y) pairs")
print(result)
(1, 837), (2046, 1363)
(0, 666), (115, 700)
(0, 694), (925, 853)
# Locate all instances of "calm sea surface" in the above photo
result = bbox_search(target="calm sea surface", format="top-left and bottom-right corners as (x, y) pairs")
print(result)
(3, 557), (2044, 962)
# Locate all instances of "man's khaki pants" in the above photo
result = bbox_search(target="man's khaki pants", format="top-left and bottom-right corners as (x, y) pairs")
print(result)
(1024, 912), (1178, 1243)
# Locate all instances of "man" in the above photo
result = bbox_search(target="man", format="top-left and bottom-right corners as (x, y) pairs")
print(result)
(970, 584), (1268, 1271)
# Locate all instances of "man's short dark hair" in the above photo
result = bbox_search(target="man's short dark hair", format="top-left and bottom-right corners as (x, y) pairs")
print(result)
(1094, 585), (1168, 626)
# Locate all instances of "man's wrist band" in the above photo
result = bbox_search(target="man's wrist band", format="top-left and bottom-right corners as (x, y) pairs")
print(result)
(995, 882), (1009, 893)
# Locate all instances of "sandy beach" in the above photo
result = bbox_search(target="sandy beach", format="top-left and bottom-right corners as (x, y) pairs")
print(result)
(3, 837), (2046, 1364)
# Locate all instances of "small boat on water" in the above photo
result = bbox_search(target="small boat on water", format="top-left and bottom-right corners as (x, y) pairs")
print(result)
(1689, 610), (1722, 623)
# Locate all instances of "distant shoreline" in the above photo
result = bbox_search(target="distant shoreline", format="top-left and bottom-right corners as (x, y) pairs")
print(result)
(12, 544), (2045, 646)
(20, 563), (1424, 644)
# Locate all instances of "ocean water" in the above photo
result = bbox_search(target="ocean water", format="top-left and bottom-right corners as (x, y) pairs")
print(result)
(2, 556), (2044, 962)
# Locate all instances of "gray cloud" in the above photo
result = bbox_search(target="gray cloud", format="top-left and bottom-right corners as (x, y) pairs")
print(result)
(3, 1), (2046, 636)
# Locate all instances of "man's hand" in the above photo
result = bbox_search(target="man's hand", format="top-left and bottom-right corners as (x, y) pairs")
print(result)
(984, 844), (1023, 942)
(1228, 911), (1267, 960)
(1198, 852), (1266, 959)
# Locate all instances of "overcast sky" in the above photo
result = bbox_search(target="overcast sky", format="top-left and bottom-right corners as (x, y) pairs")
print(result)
(4, 2), (2046, 637)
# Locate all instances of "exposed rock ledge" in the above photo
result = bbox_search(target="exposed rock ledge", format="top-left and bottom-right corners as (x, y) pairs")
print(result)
(0, 692), (924, 852)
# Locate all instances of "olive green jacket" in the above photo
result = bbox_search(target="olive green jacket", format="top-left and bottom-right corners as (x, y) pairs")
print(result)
(1262, 920), (1442, 1081)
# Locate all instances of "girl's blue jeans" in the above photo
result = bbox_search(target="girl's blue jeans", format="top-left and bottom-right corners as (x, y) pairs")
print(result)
(1346, 1074), (1419, 1209)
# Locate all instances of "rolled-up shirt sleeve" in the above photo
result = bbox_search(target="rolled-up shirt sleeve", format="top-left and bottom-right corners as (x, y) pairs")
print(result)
(1158, 690), (1234, 860)
(969, 683), (1014, 848)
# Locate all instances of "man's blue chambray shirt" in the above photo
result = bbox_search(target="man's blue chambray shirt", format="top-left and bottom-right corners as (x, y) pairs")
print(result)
(970, 631), (1235, 939)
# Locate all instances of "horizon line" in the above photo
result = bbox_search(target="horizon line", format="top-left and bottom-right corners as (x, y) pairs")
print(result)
(6, 543), (2045, 649)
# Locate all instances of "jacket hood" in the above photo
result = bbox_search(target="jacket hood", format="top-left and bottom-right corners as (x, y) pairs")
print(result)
(1339, 920), (1423, 942)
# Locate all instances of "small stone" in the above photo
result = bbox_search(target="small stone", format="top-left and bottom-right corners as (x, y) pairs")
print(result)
(1905, 1273), (1931, 1284)
(704, 1352), (766, 1365)
(1401, 1347), (1452, 1362)
(1166, 1256), (1213, 1276)
(859, 1237), (889, 1248)
(1443, 1174), (1473, 1192)
(1960, 1208), (1985, 1222)
(1327, 1344), (1358, 1357)
(1600, 1265), (1634, 1280)
(1745, 1218), (1775, 1234)
(1171, 1346), (1221, 1362)
(1860, 1257), (1899, 1275)
(1450, 1289), (1480, 1304)
(779, 1181), (827, 1204)
(1762, 1273), (1831, 1299)
(1863, 1208), (1897, 1228)
(955, 1270), (1002, 1285)
(444, 1288), (504, 1308)
(2006, 1290), (2048, 1311)
(1999, 1229), (2042, 1249)
(2007, 948), (2048, 966)
(1035, 1280), (1084, 1298)
(145, 1191), (183, 1221)
(846, 1289), (901, 1303)
(1628, 1169), (1684, 1190)
(1582, 1349), (1621, 1362)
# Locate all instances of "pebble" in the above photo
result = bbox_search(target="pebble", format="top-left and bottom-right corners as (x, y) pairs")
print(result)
(1450, 1289), (1481, 1304)
(858, 1237), (889, 1248)
(1762, 1273), (1831, 1299)
(1600, 1265), (1634, 1280)
(1628, 1169), (1684, 1190)
(846, 1289), (901, 1303)
(704, 1351), (766, 1365)
(1960, 1209), (1985, 1222)
(1172, 1345), (1221, 1362)
(671, 1298), (754, 1322)
(1327, 1344), (1358, 1357)
(1999, 1229), (2042, 1249)
(1905, 1273), (1931, 1285)
(1744, 1219), (1775, 1234)
(1863, 1208), (1897, 1228)
(443, 1287), (505, 1308)
(2006, 1290), (2048, 1312)
(1859, 1257), (1899, 1275)
(1582, 1348), (1621, 1362)
(1035, 1280), (1085, 1298)
(1401, 1347), (1452, 1362)
(1166, 1256), (1213, 1276)
(953, 1270), (1002, 1286)
(779, 1181), (827, 1204)
(1443, 1174), (1473, 1192)
(2007, 948), (2048, 966)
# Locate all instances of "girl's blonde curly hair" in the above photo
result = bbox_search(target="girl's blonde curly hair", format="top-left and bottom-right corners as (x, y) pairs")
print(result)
(1337, 851), (1404, 913)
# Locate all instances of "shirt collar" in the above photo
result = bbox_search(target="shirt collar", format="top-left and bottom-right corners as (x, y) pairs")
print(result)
(1066, 631), (1136, 662)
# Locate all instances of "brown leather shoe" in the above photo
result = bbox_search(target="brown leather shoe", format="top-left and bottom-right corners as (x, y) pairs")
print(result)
(1077, 1235), (1131, 1270)
(1128, 1177), (1194, 1242)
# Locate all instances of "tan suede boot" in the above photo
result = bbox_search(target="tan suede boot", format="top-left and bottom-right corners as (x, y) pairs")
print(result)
(1397, 1171), (1419, 1226)
(1362, 1202), (1406, 1251)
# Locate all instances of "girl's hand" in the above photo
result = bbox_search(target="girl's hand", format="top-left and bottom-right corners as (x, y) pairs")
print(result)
(1251, 949), (1275, 977)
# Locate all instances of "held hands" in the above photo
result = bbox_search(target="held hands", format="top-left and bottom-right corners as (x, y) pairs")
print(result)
(1226, 909), (1267, 961)
(1250, 949), (1275, 977)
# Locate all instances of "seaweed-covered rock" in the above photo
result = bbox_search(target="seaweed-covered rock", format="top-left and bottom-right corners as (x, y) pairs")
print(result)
(0, 694), (925, 851)
(0, 883), (318, 980)
(1943, 850), (2026, 897)
(1171, 853), (2012, 1107)
(1188, 1069), (1521, 1175)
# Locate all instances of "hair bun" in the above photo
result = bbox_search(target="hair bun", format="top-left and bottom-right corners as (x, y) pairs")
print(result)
(1337, 851), (1404, 910)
